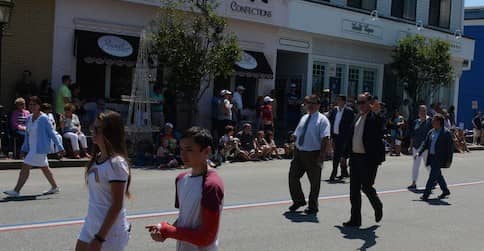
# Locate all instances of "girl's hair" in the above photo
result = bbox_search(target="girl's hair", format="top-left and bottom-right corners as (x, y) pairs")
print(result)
(86, 111), (131, 198)
(256, 130), (264, 137)
(14, 97), (26, 105)
(29, 96), (42, 105)
(64, 103), (76, 112)
(265, 130), (274, 141)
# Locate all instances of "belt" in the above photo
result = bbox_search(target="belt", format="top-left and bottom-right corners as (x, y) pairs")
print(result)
(296, 148), (320, 153)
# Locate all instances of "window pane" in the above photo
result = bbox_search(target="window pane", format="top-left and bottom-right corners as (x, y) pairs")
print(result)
(348, 67), (360, 99)
(312, 62), (326, 95)
(439, 0), (451, 28)
(391, 0), (404, 18)
(363, 69), (376, 94)
(361, 0), (376, 11)
(347, 0), (362, 9)
(428, 0), (440, 27)
(403, 0), (416, 20)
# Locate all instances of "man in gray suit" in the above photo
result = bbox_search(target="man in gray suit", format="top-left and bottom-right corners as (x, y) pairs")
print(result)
(417, 114), (453, 201)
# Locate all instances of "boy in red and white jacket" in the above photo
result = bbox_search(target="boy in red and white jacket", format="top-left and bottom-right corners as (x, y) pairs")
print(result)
(147, 127), (224, 251)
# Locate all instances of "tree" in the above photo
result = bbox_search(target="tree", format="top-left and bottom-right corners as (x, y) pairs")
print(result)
(150, 0), (241, 126)
(392, 34), (453, 103)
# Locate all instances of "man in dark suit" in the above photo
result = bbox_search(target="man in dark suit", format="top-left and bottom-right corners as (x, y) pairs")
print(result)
(328, 95), (355, 181)
(418, 114), (453, 201)
(343, 93), (385, 227)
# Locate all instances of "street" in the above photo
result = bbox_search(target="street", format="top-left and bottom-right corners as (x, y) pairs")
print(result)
(1, 152), (484, 251)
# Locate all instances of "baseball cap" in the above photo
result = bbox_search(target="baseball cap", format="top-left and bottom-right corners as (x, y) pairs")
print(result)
(220, 90), (232, 96)
(264, 96), (274, 103)
(165, 122), (174, 129)
(236, 85), (246, 91)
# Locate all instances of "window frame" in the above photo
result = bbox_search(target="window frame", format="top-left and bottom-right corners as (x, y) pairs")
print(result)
(347, 0), (377, 12)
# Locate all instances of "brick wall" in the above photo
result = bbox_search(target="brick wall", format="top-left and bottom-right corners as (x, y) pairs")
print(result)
(1, 0), (55, 109)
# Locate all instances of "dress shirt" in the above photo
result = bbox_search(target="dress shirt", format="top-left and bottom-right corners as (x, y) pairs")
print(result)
(333, 106), (345, 135)
(430, 129), (441, 155)
(293, 112), (331, 151)
(233, 91), (243, 110)
(352, 113), (367, 154)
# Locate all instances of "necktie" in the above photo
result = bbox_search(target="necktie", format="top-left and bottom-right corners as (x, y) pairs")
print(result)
(298, 114), (312, 146)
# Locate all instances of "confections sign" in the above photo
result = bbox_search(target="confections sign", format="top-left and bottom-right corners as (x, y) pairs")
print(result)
(229, 0), (272, 18)
(342, 19), (383, 39)
(236, 52), (258, 70)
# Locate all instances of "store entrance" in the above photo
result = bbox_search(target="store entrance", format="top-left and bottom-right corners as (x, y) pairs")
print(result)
(77, 60), (105, 100)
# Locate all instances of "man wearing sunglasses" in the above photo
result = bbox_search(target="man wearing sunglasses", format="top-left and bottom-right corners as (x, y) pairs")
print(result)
(343, 92), (385, 227)
(288, 95), (331, 215)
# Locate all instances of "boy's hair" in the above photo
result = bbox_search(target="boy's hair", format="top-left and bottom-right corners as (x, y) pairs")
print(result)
(40, 103), (52, 113)
(182, 127), (213, 150)
(225, 125), (235, 134)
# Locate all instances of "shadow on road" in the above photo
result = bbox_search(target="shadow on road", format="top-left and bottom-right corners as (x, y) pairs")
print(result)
(335, 225), (379, 251)
(0, 194), (50, 203)
(282, 211), (319, 223)
(413, 198), (452, 206)
(324, 179), (347, 184)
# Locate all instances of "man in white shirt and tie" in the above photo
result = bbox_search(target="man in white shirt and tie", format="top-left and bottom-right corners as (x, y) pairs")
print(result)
(288, 95), (331, 215)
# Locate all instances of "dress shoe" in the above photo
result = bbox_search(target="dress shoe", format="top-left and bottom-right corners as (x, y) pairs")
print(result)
(375, 206), (383, 223)
(343, 220), (361, 227)
(407, 184), (417, 189)
(420, 195), (429, 201)
(303, 207), (318, 215)
(438, 191), (450, 199)
(288, 202), (306, 212)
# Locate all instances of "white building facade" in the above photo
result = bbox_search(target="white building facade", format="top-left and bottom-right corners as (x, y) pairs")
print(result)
(50, 0), (474, 128)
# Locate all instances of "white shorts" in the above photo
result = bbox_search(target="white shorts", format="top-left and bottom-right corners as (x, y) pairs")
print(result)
(79, 224), (129, 251)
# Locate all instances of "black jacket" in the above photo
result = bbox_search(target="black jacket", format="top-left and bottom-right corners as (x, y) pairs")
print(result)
(346, 111), (386, 166)
(419, 128), (454, 168)
(329, 106), (355, 139)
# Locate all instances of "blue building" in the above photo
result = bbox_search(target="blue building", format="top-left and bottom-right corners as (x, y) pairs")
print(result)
(459, 7), (484, 129)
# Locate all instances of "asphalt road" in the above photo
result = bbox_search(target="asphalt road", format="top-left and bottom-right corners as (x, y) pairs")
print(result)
(1, 152), (484, 251)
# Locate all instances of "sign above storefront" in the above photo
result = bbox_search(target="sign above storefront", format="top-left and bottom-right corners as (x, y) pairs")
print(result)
(97, 35), (134, 57)
(229, 0), (272, 18)
(236, 52), (258, 70)
(342, 19), (383, 39)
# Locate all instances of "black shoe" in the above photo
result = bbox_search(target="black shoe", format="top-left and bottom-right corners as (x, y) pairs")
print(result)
(288, 202), (306, 212)
(375, 206), (383, 223)
(420, 195), (429, 201)
(343, 220), (361, 227)
(438, 191), (450, 199)
(303, 207), (318, 215)
(407, 184), (417, 189)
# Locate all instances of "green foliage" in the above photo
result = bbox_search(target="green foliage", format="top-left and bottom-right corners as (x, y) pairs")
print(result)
(150, 0), (241, 104)
(392, 34), (453, 102)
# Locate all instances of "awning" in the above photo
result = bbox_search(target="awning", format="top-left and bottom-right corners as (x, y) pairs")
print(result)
(234, 50), (274, 79)
(74, 30), (140, 67)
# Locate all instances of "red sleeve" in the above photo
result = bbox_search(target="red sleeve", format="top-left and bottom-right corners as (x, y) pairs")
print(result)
(160, 206), (221, 247)
(202, 171), (224, 212)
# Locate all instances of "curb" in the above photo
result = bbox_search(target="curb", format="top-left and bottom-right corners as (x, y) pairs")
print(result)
(0, 159), (89, 170)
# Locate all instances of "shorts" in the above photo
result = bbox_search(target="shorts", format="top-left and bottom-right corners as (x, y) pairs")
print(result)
(79, 224), (130, 251)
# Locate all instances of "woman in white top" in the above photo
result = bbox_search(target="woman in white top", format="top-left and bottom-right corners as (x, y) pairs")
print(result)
(3, 96), (64, 197)
(76, 111), (132, 251)
(61, 103), (90, 159)
(40, 103), (63, 155)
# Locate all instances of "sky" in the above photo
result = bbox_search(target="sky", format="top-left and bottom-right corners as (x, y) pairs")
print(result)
(465, 0), (484, 7)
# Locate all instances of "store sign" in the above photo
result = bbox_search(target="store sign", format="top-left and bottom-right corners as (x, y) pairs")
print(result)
(230, 0), (272, 18)
(97, 35), (133, 57)
(236, 52), (258, 70)
(342, 19), (383, 39)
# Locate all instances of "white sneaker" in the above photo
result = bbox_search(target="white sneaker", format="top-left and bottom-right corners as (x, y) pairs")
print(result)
(3, 190), (20, 197)
(42, 187), (60, 195)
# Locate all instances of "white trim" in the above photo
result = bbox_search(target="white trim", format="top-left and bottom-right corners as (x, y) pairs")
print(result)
(73, 18), (143, 37)
(311, 54), (382, 69)
(464, 19), (484, 25)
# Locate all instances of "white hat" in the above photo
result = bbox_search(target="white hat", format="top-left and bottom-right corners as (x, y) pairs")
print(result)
(290, 83), (297, 88)
(236, 85), (246, 91)
(165, 122), (174, 129)
(264, 96), (274, 103)
(220, 90), (232, 96)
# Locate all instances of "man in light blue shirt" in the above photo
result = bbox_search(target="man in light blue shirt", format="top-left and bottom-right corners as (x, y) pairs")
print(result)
(288, 95), (331, 215)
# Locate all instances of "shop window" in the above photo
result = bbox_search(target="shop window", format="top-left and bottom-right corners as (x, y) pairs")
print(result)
(391, 0), (416, 21)
(110, 65), (133, 100)
(348, 67), (360, 100)
(429, 0), (451, 29)
(347, 0), (377, 11)
(363, 69), (376, 94)
(312, 62), (326, 95)
(77, 60), (106, 100)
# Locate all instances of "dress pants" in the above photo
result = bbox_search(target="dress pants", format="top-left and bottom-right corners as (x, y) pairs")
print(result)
(331, 134), (349, 178)
(423, 155), (450, 197)
(289, 149), (322, 210)
(349, 154), (382, 223)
